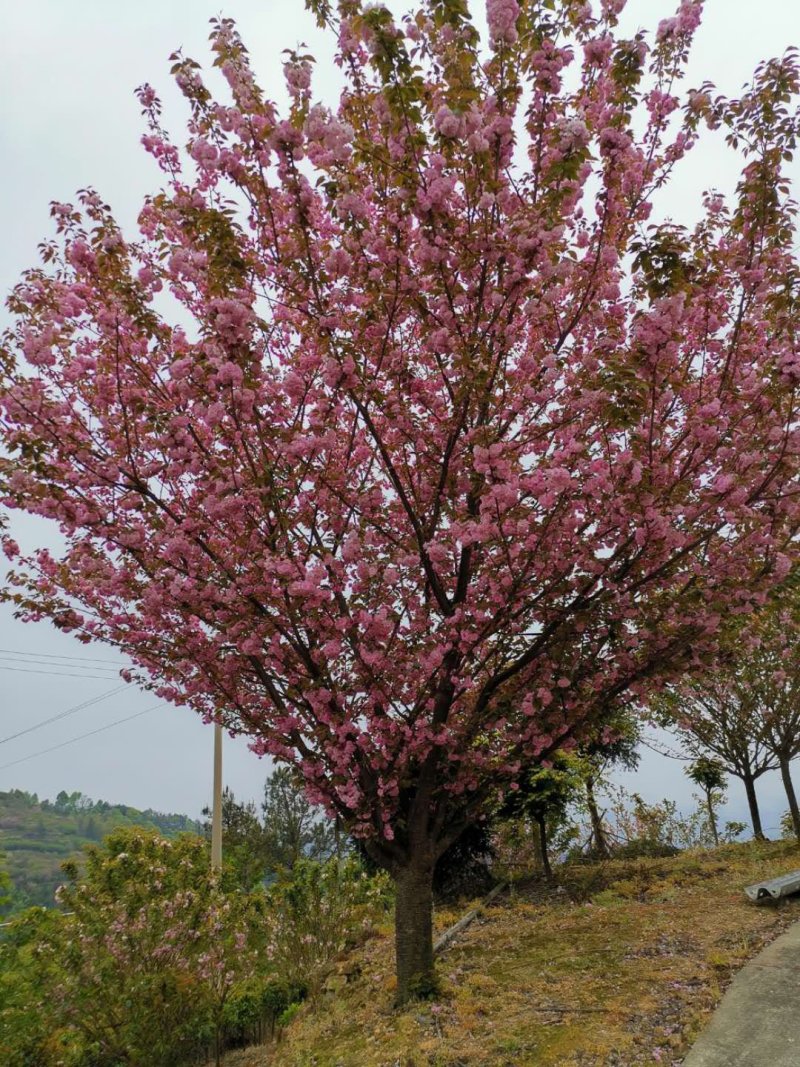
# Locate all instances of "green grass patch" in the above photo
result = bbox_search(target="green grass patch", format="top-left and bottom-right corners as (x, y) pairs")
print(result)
(225, 840), (800, 1067)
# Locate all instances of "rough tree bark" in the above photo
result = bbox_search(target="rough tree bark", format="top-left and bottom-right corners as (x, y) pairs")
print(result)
(703, 787), (720, 846)
(778, 756), (800, 842)
(585, 777), (611, 858)
(531, 819), (545, 874)
(741, 771), (767, 841)
(536, 815), (552, 881)
(394, 859), (436, 1002)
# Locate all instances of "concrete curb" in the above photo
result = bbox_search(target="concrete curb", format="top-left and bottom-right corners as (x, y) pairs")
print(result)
(683, 921), (800, 1066)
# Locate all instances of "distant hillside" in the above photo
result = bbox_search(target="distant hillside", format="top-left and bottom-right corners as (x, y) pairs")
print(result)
(0, 789), (202, 914)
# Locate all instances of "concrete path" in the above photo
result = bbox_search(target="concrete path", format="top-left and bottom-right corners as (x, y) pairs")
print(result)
(683, 921), (800, 1066)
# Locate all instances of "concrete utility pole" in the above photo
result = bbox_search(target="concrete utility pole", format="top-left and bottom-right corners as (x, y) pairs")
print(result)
(211, 720), (223, 871)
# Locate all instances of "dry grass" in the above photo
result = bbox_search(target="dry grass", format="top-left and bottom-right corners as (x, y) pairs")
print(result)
(225, 838), (800, 1067)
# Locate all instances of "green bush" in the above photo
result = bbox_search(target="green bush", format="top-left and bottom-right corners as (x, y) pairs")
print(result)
(221, 976), (308, 1044)
(276, 1001), (304, 1029)
(0, 830), (266, 1066)
(265, 857), (392, 988)
(0, 835), (390, 1065)
(614, 838), (682, 859)
(0, 907), (79, 1067)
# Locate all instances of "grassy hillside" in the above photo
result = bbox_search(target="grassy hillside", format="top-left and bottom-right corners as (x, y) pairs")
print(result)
(225, 839), (800, 1067)
(0, 788), (201, 913)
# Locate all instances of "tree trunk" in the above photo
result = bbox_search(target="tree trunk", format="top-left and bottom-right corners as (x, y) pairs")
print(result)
(536, 815), (552, 881)
(741, 772), (767, 841)
(704, 788), (719, 846)
(394, 860), (436, 1003)
(334, 818), (342, 861)
(779, 757), (800, 842)
(531, 817), (545, 873)
(585, 776), (610, 858)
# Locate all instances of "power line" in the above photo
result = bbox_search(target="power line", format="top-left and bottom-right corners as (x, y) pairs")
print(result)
(640, 734), (694, 761)
(0, 685), (129, 746)
(0, 655), (119, 672)
(0, 656), (120, 674)
(0, 665), (123, 681)
(0, 705), (164, 772)
(0, 647), (123, 665)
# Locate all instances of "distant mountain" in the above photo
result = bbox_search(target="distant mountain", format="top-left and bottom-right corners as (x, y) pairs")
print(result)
(0, 788), (202, 915)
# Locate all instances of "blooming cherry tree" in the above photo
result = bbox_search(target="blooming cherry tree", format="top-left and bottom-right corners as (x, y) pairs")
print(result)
(661, 580), (800, 841)
(655, 673), (776, 840)
(2, 0), (800, 997)
(747, 596), (800, 840)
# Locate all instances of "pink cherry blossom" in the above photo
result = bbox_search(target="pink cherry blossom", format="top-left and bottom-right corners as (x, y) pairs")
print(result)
(1, 1), (798, 1000)
(486, 0), (520, 46)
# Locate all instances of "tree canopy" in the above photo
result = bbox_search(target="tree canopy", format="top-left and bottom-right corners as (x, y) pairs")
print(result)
(2, 0), (800, 997)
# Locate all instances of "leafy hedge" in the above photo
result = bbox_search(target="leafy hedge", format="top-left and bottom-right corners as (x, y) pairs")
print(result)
(0, 829), (390, 1066)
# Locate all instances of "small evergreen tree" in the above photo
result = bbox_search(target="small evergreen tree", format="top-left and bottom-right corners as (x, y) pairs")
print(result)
(686, 758), (727, 847)
(202, 787), (269, 889)
(579, 715), (641, 858)
(262, 768), (337, 873)
(201, 771), (339, 886)
(501, 757), (583, 880)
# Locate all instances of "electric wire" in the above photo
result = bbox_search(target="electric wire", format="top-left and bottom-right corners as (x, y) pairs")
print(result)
(0, 685), (130, 746)
(0, 655), (119, 673)
(639, 733), (694, 761)
(0, 647), (122, 665)
(0, 705), (164, 772)
(0, 665), (124, 681)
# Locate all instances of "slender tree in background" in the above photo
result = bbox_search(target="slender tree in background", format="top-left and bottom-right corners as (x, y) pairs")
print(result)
(0, 850), (11, 917)
(657, 682), (776, 840)
(579, 714), (640, 858)
(658, 578), (800, 843)
(261, 766), (338, 870)
(500, 755), (582, 879)
(685, 756), (726, 846)
(673, 584), (800, 841)
(583, 767), (612, 858)
(656, 683), (775, 839)
(744, 592), (800, 842)
(201, 786), (268, 889)
(2, 1), (800, 998)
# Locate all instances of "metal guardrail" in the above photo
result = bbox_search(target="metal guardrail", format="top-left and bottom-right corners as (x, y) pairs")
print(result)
(744, 870), (800, 903)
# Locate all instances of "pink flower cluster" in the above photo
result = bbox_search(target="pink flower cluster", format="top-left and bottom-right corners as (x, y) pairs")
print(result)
(657, 0), (703, 42)
(1, 3), (797, 868)
(486, 0), (520, 46)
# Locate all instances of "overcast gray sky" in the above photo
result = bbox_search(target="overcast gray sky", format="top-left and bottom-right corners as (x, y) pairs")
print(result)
(1, 0), (799, 831)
